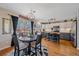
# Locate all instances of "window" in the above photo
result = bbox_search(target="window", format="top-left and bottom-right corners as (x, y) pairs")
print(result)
(2, 18), (11, 34)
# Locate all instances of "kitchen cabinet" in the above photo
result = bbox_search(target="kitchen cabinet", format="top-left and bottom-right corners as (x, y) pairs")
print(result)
(60, 33), (71, 40)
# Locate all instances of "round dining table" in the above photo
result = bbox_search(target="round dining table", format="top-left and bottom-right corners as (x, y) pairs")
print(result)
(18, 36), (36, 55)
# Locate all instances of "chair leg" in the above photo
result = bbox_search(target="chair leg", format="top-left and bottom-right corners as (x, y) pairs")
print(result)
(40, 44), (42, 56)
(35, 48), (37, 56)
(17, 50), (20, 56)
(40, 46), (42, 56)
(14, 49), (16, 56)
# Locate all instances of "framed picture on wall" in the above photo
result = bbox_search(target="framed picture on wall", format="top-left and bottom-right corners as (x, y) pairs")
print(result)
(2, 18), (11, 34)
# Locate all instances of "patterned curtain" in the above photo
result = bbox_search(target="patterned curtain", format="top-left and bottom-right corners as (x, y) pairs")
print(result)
(11, 15), (18, 46)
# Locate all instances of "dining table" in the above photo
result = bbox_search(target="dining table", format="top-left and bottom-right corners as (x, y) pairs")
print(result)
(18, 35), (37, 55)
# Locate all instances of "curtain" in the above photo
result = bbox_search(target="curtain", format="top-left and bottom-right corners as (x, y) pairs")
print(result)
(31, 21), (34, 35)
(11, 15), (18, 46)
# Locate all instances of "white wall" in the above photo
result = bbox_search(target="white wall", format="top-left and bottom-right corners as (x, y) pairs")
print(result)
(0, 18), (11, 50)
(0, 7), (17, 50)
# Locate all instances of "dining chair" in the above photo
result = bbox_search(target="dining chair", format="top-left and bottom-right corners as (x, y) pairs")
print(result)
(47, 33), (52, 41)
(13, 34), (28, 56)
(30, 34), (43, 56)
(52, 34), (60, 43)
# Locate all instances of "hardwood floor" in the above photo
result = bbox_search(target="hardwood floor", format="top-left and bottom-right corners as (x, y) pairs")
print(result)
(42, 38), (79, 56)
(0, 47), (13, 56)
(0, 38), (79, 56)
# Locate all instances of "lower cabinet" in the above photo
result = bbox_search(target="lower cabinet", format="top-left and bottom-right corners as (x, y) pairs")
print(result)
(60, 33), (71, 40)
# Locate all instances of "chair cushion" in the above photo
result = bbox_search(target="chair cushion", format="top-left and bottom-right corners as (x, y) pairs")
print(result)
(18, 40), (28, 50)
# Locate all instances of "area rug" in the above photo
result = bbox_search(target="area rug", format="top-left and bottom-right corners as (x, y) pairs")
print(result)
(6, 46), (48, 56)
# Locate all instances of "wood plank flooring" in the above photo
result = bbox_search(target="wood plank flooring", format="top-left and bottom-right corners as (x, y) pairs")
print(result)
(0, 38), (79, 56)
(42, 38), (79, 56)
(0, 47), (13, 56)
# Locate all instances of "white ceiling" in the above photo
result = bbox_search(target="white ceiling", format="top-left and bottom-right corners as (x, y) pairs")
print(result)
(0, 3), (79, 20)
